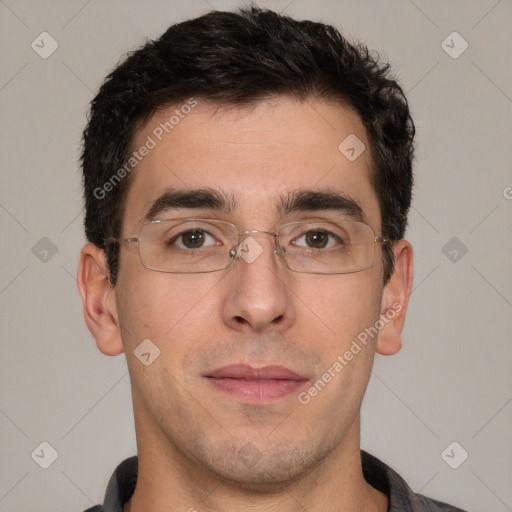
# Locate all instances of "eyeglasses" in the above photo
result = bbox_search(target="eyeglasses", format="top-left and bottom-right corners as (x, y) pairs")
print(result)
(108, 217), (390, 275)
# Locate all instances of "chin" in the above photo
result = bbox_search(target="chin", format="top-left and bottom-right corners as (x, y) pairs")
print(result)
(197, 439), (333, 492)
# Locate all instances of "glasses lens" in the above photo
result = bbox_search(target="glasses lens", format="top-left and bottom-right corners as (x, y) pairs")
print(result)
(133, 218), (379, 274)
(281, 220), (376, 274)
(138, 219), (238, 273)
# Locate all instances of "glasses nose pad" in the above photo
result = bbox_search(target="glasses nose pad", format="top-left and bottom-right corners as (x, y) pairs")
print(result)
(274, 245), (285, 256)
(273, 234), (285, 256)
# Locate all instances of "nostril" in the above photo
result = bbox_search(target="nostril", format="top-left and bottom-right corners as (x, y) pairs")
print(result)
(272, 315), (284, 323)
(234, 316), (245, 324)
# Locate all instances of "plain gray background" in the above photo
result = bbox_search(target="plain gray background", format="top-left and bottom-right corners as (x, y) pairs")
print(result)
(1, 0), (511, 510)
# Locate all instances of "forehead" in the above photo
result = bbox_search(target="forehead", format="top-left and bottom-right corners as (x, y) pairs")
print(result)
(122, 96), (380, 232)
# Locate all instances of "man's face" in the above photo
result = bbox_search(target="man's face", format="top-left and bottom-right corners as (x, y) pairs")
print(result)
(114, 96), (386, 486)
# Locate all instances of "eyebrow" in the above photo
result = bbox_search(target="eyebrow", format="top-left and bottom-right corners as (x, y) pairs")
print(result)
(278, 189), (366, 223)
(144, 187), (366, 223)
(144, 188), (237, 221)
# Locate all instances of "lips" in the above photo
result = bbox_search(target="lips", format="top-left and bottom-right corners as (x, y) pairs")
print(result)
(204, 364), (309, 404)
(208, 364), (307, 380)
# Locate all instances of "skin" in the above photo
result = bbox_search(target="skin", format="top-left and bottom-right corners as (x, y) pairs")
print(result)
(78, 96), (413, 512)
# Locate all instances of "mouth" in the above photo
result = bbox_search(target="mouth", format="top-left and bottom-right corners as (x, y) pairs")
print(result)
(203, 364), (309, 404)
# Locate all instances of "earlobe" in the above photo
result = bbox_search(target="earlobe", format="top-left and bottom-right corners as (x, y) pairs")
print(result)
(77, 243), (124, 356)
(376, 240), (414, 356)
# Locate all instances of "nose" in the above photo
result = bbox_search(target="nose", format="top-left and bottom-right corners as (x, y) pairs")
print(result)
(221, 233), (296, 333)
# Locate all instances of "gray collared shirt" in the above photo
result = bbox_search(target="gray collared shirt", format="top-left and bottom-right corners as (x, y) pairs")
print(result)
(83, 451), (468, 511)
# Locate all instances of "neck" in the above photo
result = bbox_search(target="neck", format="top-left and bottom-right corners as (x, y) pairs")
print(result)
(124, 412), (388, 512)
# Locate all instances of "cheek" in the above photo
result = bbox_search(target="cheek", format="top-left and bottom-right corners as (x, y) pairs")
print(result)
(291, 275), (383, 447)
(295, 272), (382, 347)
(114, 271), (220, 406)
(115, 268), (220, 351)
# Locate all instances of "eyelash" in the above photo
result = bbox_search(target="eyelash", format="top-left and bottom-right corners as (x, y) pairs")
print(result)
(168, 228), (346, 250)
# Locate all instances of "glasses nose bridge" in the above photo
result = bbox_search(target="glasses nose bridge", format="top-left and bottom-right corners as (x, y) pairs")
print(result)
(237, 229), (282, 255)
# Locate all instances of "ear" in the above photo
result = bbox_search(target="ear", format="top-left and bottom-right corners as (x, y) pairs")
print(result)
(376, 239), (414, 356)
(77, 243), (124, 356)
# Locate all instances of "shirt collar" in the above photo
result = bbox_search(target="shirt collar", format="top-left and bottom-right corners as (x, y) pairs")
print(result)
(99, 451), (464, 512)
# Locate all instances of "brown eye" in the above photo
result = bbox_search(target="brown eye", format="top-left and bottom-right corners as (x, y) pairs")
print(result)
(168, 229), (218, 249)
(180, 230), (207, 248)
(305, 231), (329, 249)
(291, 228), (342, 250)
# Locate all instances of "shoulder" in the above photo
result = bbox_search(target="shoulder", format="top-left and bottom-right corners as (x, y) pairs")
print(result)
(79, 456), (138, 512)
(361, 451), (468, 512)
(409, 492), (468, 511)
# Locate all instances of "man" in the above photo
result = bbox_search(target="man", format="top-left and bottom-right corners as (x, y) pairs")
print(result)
(77, 7), (467, 512)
